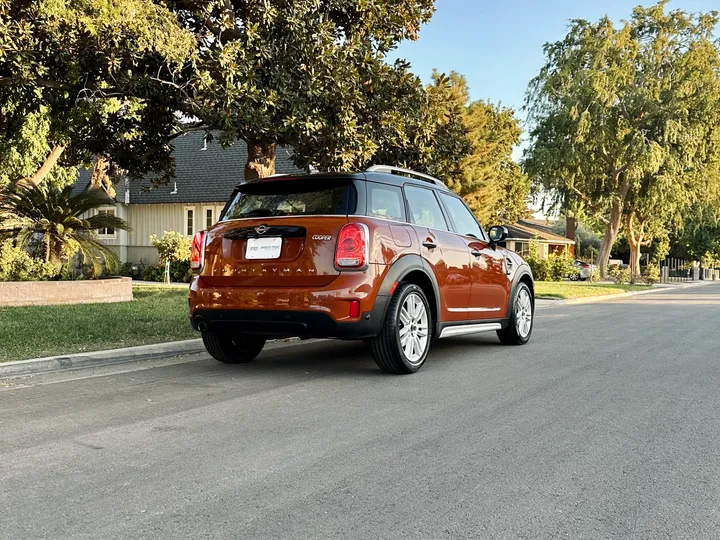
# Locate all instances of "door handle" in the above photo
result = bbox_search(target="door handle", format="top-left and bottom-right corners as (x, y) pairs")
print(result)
(422, 241), (437, 249)
(470, 250), (482, 257)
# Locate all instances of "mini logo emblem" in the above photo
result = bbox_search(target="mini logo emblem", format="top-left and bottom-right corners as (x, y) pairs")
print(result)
(312, 235), (332, 241)
(255, 225), (269, 234)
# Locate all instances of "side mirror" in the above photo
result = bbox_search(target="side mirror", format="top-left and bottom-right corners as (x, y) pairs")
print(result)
(488, 225), (508, 248)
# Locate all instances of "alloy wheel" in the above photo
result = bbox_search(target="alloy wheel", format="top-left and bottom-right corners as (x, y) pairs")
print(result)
(398, 292), (429, 364)
(515, 288), (533, 338)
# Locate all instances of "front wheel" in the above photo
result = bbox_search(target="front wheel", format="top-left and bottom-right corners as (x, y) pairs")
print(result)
(370, 283), (432, 374)
(202, 330), (266, 364)
(497, 283), (533, 345)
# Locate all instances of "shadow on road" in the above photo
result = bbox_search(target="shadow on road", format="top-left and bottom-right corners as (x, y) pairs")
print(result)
(204, 333), (505, 377)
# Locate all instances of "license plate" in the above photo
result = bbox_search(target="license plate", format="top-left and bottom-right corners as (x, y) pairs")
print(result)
(246, 237), (282, 259)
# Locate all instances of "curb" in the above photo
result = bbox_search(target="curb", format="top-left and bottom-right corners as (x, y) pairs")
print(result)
(0, 339), (205, 379)
(536, 280), (711, 308)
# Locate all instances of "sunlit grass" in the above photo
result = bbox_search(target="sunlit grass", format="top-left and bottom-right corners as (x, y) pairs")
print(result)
(0, 285), (194, 363)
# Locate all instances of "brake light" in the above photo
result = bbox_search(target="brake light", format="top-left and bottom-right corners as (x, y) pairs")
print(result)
(335, 223), (368, 269)
(190, 231), (206, 272)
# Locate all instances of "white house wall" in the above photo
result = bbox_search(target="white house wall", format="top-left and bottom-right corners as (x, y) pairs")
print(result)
(125, 203), (226, 265)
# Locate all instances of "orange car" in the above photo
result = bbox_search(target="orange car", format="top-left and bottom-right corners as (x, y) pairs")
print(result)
(189, 166), (534, 374)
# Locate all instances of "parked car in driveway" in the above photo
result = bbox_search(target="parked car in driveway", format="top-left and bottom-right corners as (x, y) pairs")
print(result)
(569, 260), (593, 281)
(188, 166), (534, 374)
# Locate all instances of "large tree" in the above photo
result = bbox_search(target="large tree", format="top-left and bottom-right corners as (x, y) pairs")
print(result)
(523, 1), (720, 276)
(0, 0), (196, 187)
(416, 72), (529, 227)
(167, 0), (436, 179)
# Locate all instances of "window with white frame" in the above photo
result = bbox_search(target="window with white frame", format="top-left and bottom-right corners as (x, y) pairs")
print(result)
(515, 241), (530, 258)
(203, 206), (214, 229)
(97, 207), (116, 237)
(184, 207), (195, 236)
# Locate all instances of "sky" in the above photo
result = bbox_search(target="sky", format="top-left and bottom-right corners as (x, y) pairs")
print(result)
(390, 0), (718, 139)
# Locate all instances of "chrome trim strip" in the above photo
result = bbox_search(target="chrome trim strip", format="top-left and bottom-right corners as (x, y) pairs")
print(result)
(438, 323), (502, 339)
(447, 307), (502, 313)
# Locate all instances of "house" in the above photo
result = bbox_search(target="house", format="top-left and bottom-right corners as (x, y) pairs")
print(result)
(500, 218), (576, 258)
(72, 132), (304, 264)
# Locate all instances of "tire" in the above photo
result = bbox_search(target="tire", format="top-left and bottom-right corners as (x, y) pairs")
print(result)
(202, 330), (266, 364)
(497, 283), (533, 345)
(569, 273), (579, 281)
(370, 283), (432, 374)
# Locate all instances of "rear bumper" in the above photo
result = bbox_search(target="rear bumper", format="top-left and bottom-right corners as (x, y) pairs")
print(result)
(188, 268), (389, 339)
(191, 295), (390, 339)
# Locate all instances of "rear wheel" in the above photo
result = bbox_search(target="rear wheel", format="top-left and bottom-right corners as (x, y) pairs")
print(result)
(497, 283), (533, 345)
(202, 330), (266, 364)
(370, 283), (432, 374)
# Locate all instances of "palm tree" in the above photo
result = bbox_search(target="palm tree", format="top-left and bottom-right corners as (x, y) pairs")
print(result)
(0, 183), (130, 271)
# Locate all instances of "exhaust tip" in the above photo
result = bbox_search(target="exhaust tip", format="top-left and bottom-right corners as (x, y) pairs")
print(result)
(196, 318), (207, 332)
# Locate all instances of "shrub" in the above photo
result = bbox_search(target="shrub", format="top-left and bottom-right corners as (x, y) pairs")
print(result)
(142, 264), (166, 282)
(642, 264), (660, 285)
(170, 260), (192, 283)
(150, 231), (191, 263)
(589, 269), (600, 283)
(141, 260), (191, 283)
(527, 258), (550, 281)
(549, 250), (574, 282)
(608, 265), (630, 284)
(0, 241), (59, 281)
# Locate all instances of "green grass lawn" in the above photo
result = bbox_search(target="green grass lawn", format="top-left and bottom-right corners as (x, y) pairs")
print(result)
(0, 285), (195, 363)
(535, 281), (651, 300)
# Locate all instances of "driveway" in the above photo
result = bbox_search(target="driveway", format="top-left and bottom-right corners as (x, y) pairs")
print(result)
(2, 283), (720, 539)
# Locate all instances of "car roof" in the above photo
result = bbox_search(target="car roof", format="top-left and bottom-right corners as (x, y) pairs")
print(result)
(237, 171), (451, 193)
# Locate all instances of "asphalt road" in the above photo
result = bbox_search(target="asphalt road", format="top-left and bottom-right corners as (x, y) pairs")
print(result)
(2, 283), (720, 539)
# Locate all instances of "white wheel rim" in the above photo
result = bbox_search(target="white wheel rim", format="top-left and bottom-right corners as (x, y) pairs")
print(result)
(398, 292), (429, 364)
(515, 288), (533, 338)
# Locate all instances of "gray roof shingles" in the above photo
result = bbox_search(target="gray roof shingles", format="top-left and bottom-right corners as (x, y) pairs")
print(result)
(73, 131), (305, 204)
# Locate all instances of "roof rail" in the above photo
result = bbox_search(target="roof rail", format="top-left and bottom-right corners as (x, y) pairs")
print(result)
(366, 165), (448, 190)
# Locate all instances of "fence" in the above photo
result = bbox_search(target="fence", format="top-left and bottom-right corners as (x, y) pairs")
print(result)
(659, 257), (692, 284)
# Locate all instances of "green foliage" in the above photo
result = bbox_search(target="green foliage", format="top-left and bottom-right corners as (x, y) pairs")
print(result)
(0, 241), (59, 281)
(524, 1), (720, 274)
(142, 264), (165, 282)
(0, 183), (129, 272)
(589, 269), (601, 283)
(608, 265), (631, 285)
(524, 238), (550, 281)
(641, 264), (660, 285)
(0, 0), (196, 185)
(393, 71), (530, 228)
(168, 0), (437, 178)
(150, 231), (191, 263)
(141, 260), (191, 283)
(549, 250), (575, 282)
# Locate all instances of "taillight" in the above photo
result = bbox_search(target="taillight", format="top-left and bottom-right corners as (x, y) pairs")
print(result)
(335, 223), (368, 269)
(190, 231), (206, 272)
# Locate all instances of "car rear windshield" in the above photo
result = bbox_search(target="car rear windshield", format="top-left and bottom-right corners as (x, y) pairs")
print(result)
(223, 179), (357, 219)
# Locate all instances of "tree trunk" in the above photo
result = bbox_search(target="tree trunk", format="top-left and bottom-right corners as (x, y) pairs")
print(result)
(244, 141), (277, 180)
(626, 213), (645, 279)
(24, 145), (65, 186)
(565, 215), (577, 257)
(598, 171), (629, 278)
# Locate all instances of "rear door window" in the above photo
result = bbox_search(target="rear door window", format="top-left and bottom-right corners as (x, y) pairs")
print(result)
(439, 193), (486, 240)
(223, 179), (356, 219)
(368, 183), (405, 222)
(404, 186), (449, 231)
